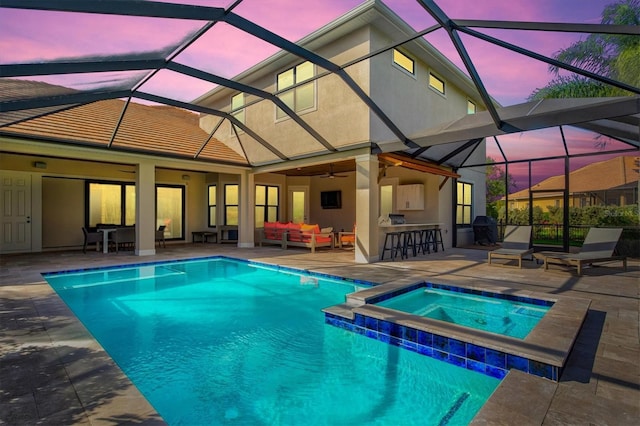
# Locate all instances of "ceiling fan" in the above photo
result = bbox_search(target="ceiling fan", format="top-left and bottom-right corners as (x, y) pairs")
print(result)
(320, 164), (349, 179)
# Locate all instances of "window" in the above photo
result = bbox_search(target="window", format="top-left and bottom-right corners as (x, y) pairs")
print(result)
(429, 72), (445, 95)
(86, 181), (135, 227)
(276, 61), (315, 119)
(156, 185), (184, 239)
(392, 49), (414, 74)
(230, 93), (245, 134)
(456, 181), (473, 227)
(224, 184), (239, 225)
(208, 185), (217, 227)
(86, 180), (184, 239)
(255, 184), (279, 227)
(467, 100), (476, 114)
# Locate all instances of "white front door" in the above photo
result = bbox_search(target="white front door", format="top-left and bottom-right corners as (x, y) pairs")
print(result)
(288, 186), (309, 224)
(0, 172), (32, 252)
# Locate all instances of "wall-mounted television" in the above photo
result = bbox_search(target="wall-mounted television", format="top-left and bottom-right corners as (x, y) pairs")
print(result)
(320, 190), (342, 209)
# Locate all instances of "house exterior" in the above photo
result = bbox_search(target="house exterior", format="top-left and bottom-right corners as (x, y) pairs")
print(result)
(195, 1), (487, 260)
(506, 155), (639, 211)
(0, 0), (487, 262)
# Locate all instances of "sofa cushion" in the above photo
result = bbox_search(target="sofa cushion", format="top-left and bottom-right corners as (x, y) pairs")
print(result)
(263, 222), (277, 239)
(287, 222), (303, 241)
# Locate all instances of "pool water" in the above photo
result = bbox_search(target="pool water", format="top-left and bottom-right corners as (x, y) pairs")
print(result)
(376, 287), (551, 339)
(45, 257), (500, 425)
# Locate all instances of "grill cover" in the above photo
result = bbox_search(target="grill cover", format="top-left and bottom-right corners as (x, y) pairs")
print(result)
(472, 216), (497, 245)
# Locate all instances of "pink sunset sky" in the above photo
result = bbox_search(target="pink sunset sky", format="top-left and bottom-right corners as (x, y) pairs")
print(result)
(0, 0), (633, 189)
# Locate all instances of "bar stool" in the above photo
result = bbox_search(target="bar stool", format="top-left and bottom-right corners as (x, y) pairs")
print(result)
(423, 228), (435, 253)
(400, 230), (414, 259)
(433, 228), (445, 252)
(412, 229), (427, 255)
(381, 231), (404, 261)
(418, 228), (431, 254)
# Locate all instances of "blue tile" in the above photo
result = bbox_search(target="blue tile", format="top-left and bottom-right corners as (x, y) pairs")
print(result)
(486, 348), (506, 369)
(378, 320), (391, 335)
(417, 330), (433, 347)
(378, 333), (390, 343)
(507, 354), (529, 372)
(450, 354), (466, 368)
(433, 335), (448, 352)
(433, 349), (449, 362)
(354, 314), (365, 327)
(390, 337), (402, 347)
(353, 326), (365, 335)
(466, 344), (485, 362)
(467, 359), (486, 374)
(417, 345), (433, 357)
(400, 340), (418, 352)
(403, 327), (417, 342)
(529, 361), (553, 379)
(390, 323), (403, 338)
(448, 339), (466, 357)
(365, 316), (378, 330)
(365, 329), (378, 339)
(486, 365), (508, 380)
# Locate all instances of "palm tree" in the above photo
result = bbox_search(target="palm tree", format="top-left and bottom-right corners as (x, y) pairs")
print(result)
(529, 0), (640, 100)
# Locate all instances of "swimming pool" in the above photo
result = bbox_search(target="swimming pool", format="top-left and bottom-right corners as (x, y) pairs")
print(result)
(375, 286), (551, 339)
(44, 257), (500, 425)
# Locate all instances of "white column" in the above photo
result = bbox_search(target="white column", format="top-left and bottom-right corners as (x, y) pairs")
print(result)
(354, 154), (379, 263)
(135, 162), (156, 256)
(238, 170), (255, 248)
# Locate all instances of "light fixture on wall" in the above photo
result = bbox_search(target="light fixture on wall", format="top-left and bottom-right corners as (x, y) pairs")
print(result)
(33, 161), (47, 169)
(182, 174), (190, 181)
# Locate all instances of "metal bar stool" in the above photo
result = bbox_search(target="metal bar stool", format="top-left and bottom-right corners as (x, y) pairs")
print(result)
(433, 228), (445, 252)
(401, 230), (414, 259)
(412, 229), (426, 255)
(381, 231), (403, 261)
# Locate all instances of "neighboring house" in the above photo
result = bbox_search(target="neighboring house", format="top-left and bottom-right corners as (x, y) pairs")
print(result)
(0, 0), (487, 261)
(506, 155), (639, 211)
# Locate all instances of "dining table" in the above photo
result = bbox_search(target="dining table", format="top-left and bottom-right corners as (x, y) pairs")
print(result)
(97, 228), (116, 253)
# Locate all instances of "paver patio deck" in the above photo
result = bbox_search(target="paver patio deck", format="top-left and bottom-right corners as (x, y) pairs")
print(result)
(1, 244), (638, 425)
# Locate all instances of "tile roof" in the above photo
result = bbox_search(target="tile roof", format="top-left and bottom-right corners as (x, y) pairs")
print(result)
(1, 97), (248, 165)
(509, 155), (639, 199)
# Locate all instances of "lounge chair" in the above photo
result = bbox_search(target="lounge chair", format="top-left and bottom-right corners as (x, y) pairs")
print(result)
(535, 227), (627, 275)
(338, 224), (356, 249)
(488, 225), (533, 268)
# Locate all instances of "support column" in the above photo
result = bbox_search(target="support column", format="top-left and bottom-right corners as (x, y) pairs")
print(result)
(354, 154), (379, 263)
(238, 170), (255, 248)
(135, 162), (156, 256)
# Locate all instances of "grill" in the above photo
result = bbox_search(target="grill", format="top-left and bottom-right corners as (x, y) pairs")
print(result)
(472, 216), (497, 245)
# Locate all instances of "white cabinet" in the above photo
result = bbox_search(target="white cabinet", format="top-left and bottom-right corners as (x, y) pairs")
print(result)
(397, 184), (424, 210)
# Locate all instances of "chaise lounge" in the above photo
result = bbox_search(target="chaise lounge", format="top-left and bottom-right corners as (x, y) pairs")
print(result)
(534, 227), (627, 275)
(488, 225), (533, 268)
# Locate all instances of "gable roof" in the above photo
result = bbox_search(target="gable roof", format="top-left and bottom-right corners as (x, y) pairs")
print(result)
(508, 155), (639, 199)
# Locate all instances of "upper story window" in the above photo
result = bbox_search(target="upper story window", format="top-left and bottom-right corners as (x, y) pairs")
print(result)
(467, 100), (476, 114)
(230, 93), (245, 135)
(429, 72), (445, 95)
(392, 49), (414, 75)
(276, 61), (315, 120)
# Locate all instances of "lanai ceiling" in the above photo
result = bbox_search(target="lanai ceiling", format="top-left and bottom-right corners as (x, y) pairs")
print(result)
(1, 0), (638, 172)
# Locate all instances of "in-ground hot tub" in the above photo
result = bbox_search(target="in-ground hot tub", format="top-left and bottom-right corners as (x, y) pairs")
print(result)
(324, 281), (590, 382)
(375, 283), (552, 339)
